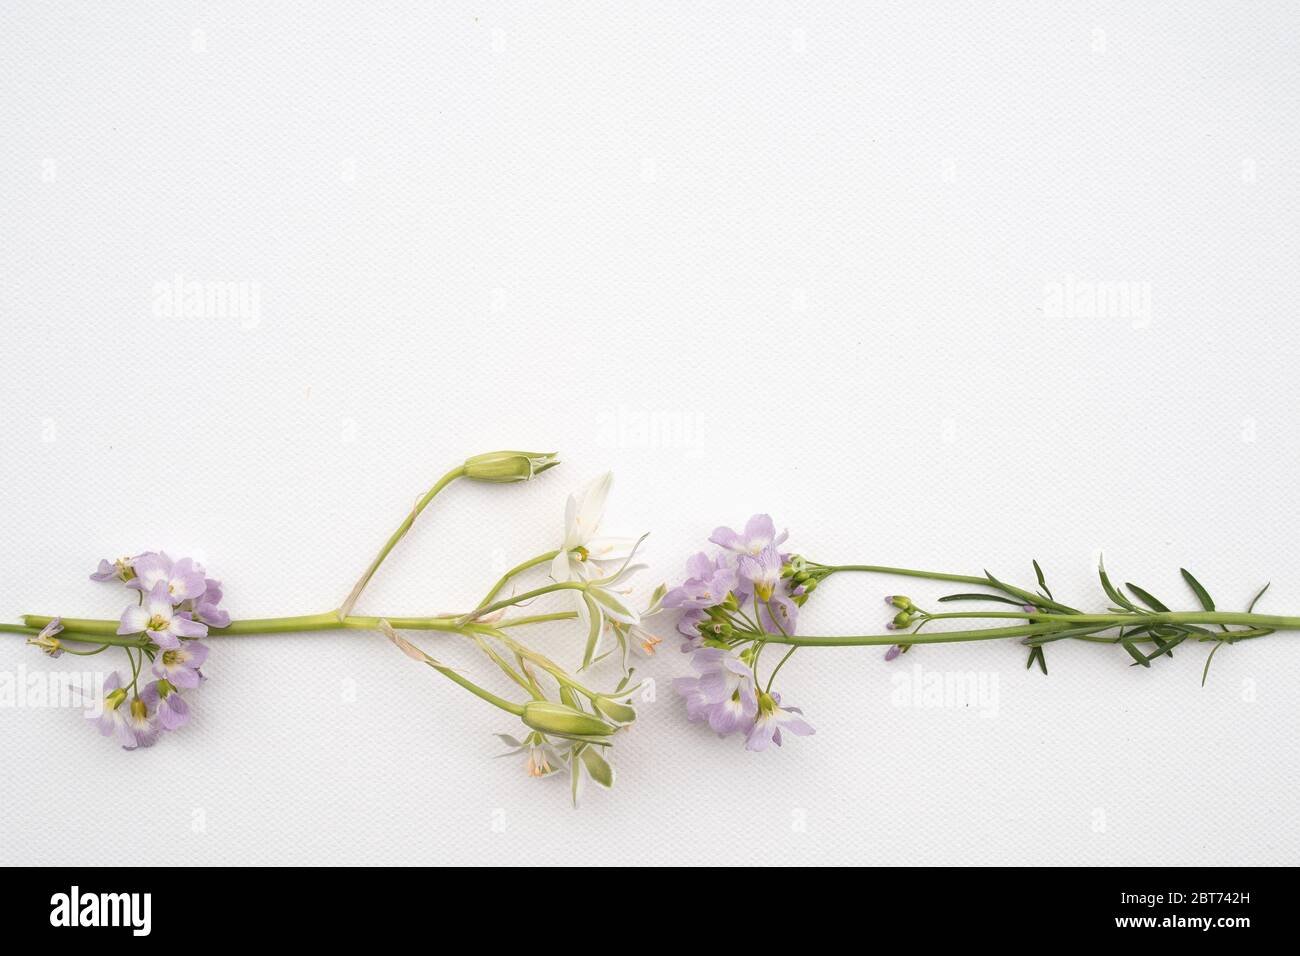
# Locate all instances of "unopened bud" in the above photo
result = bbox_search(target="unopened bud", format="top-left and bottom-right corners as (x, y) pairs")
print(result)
(886, 595), (913, 611)
(521, 700), (616, 737)
(463, 450), (559, 483)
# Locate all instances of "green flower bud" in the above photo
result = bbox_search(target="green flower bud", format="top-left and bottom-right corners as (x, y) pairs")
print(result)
(892, 610), (914, 628)
(463, 450), (559, 483)
(521, 701), (616, 737)
(887, 595), (913, 611)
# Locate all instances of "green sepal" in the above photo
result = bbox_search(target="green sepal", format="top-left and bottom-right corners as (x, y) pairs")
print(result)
(580, 746), (614, 788)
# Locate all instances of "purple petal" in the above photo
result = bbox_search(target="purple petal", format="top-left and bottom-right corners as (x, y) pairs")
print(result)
(707, 527), (744, 552)
(169, 616), (208, 639)
(743, 514), (776, 547)
(184, 641), (210, 667)
(167, 666), (201, 689)
(159, 693), (189, 730)
(198, 604), (230, 628)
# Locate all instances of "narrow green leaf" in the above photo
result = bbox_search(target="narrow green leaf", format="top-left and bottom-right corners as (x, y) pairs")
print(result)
(1098, 557), (1139, 612)
(1201, 641), (1225, 687)
(1033, 559), (1053, 599)
(1246, 582), (1271, 613)
(1142, 634), (1185, 663)
(1125, 582), (1170, 613)
(1179, 568), (1215, 612)
(939, 593), (1031, 607)
(1025, 645), (1048, 675)
(1120, 638), (1151, 667)
(1024, 624), (1112, 646)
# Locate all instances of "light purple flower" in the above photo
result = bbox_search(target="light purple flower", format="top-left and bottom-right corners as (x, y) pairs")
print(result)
(705, 683), (758, 735)
(664, 561), (738, 610)
(187, 578), (230, 628)
(884, 644), (902, 661)
(690, 647), (751, 702)
(118, 582), (208, 649)
(710, 514), (787, 557)
(128, 553), (207, 605)
(27, 617), (64, 658)
(151, 640), (208, 689)
(142, 680), (191, 731)
(88, 672), (158, 749)
(673, 648), (758, 736)
(91, 555), (137, 583)
(757, 593), (799, 635)
(676, 608), (707, 644)
(745, 693), (815, 751)
(737, 545), (783, 601)
(122, 697), (159, 749)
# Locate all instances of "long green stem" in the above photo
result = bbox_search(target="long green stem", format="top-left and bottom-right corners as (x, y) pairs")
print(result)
(338, 464), (466, 617)
(16, 608), (579, 640)
(754, 623), (1061, 647)
(476, 551), (560, 609)
(815, 563), (1077, 613)
(467, 581), (587, 622)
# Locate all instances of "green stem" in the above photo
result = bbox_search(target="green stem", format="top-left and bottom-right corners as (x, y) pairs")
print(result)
(476, 551), (560, 609)
(816, 563), (1076, 613)
(753, 623), (1061, 647)
(338, 464), (466, 617)
(468, 581), (587, 622)
(15, 608), (579, 640)
(420, 657), (525, 716)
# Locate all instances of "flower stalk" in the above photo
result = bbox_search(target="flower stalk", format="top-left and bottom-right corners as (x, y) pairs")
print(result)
(5, 452), (656, 805)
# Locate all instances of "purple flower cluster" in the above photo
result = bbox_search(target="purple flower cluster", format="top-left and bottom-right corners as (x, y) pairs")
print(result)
(87, 552), (227, 749)
(666, 515), (815, 752)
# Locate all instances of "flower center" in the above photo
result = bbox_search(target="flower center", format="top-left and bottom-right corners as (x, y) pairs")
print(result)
(147, 614), (168, 630)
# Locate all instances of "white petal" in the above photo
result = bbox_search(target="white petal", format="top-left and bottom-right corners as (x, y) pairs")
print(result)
(118, 605), (150, 635)
(584, 536), (638, 562)
(570, 472), (613, 547)
(550, 549), (574, 584)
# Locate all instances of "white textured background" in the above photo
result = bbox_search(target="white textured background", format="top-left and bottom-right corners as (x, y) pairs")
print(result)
(2, 2), (1298, 866)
